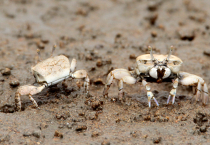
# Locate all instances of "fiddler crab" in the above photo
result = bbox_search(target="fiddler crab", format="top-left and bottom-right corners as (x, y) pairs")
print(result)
(15, 45), (90, 111)
(103, 46), (209, 107)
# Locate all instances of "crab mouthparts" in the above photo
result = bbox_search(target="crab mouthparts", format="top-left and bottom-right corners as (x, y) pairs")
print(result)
(157, 68), (165, 83)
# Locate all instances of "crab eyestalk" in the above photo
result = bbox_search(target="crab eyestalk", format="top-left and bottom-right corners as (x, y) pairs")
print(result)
(166, 46), (174, 61)
(148, 46), (155, 61)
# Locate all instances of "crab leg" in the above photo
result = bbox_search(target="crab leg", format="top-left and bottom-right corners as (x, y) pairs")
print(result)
(15, 85), (45, 111)
(15, 93), (21, 111)
(142, 80), (159, 107)
(118, 76), (136, 101)
(71, 70), (90, 94)
(179, 71), (209, 104)
(29, 94), (39, 109)
(167, 78), (179, 104)
(103, 69), (136, 100)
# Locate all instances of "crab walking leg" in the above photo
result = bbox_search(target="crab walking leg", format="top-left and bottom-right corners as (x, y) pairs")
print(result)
(167, 78), (179, 104)
(70, 58), (76, 73)
(196, 81), (202, 101)
(15, 93), (21, 111)
(118, 76), (136, 101)
(103, 74), (113, 98)
(142, 80), (159, 107)
(71, 70), (90, 94)
(179, 71), (209, 104)
(103, 69), (132, 98)
(15, 85), (45, 111)
(29, 94), (39, 109)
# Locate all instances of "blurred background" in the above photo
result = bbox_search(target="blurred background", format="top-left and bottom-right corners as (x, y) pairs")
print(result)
(0, 0), (210, 144)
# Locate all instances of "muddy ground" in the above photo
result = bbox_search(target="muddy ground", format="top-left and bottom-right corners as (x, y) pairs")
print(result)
(0, 0), (210, 144)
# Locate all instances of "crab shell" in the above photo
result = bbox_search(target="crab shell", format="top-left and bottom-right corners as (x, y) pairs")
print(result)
(136, 54), (183, 75)
(31, 55), (70, 84)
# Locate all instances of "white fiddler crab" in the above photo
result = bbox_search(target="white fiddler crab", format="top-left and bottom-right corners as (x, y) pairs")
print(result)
(103, 46), (209, 107)
(15, 45), (90, 111)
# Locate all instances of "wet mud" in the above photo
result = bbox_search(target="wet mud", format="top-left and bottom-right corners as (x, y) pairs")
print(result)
(0, 0), (210, 144)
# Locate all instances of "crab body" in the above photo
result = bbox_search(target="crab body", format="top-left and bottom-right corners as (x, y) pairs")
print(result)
(103, 46), (209, 107)
(136, 54), (182, 76)
(15, 47), (89, 111)
(32, 55), (70, 86)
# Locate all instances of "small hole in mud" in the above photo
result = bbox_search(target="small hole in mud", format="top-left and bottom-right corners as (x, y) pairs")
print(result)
(180, 36), (194, 41)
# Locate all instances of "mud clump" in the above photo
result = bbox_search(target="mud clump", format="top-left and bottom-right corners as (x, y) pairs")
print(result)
(192, 112), (209, 135)
(153, 137), (162, 144)
(177, 28), (195, 41)
(23, 130), (41, 138)
(1, 68), (11, 75)
(85, 97), (103, 111)
(193, 112), (208, 126)
(9, 78), (20, 87)
(0, 104), (15, 113)
(101, 140), (111, 145)
(54, 130), (63, 138)
(91, 131), (100, 137)
(0, 134), (10, 143)
(203, 50), (210, 57)
(75, 125), (87, 132)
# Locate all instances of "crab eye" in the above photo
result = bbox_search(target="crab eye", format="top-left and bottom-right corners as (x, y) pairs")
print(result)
(173, 61), (180, 65)
(140, 60), (147, 64)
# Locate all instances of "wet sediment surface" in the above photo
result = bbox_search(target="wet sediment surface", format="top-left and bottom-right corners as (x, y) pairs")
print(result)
(0, 0), (210, 144)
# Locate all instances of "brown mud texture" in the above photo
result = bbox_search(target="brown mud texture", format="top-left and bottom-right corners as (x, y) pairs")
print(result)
(0, 0), (210, 144)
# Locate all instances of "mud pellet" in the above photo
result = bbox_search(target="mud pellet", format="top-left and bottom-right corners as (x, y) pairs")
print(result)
(9, 79), (20, 87)
(1, 68), (11, 75)
(200, 126), (207, 132)
(203, 50), (210, 56)
(54, 130), (63, 138)
(153, 137), (162, 144)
